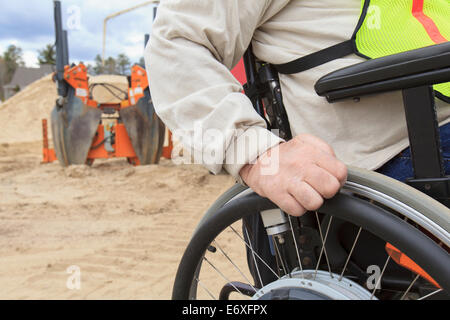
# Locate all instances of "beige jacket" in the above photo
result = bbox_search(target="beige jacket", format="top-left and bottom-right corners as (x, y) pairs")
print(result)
(146, 0), (450, 182)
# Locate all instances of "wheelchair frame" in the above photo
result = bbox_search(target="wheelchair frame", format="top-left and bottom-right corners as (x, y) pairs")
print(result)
(242, 43), (450, 206)
(172, 43), (450, 300)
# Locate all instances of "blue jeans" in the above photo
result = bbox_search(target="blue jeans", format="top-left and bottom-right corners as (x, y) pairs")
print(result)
(377, 122), (450, 181)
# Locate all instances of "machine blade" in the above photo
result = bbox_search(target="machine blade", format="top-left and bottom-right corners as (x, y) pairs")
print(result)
(51, 89), (101, 166)
(120, 89), (164, 164)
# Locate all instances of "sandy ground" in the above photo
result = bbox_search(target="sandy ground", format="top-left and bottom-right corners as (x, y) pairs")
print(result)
(0, 74), (258, 300)
(0, 141), (242, 299)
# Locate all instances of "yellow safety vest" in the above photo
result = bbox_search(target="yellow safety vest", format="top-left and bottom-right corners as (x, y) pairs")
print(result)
(274, 0), (449, 102)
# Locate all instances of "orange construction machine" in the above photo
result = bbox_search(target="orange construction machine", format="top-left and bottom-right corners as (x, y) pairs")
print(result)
(43, 1), (172, 166)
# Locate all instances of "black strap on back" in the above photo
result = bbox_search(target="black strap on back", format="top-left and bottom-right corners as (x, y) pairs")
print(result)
(273, 40), (354, 74)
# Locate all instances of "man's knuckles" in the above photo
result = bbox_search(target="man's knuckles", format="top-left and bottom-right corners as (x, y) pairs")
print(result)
(288, 180), (324, 211)
(335, 162), (348, 184)
(321, 178), (341, 199)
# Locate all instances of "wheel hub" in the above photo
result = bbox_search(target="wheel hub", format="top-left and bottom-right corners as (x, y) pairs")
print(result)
(252, 270), (376, 300)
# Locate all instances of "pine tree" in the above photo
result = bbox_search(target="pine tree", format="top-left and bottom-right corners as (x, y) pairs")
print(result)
(2, 45), (24, 83)
(117, 53), (131, 75)
(37, 44), (56, 65)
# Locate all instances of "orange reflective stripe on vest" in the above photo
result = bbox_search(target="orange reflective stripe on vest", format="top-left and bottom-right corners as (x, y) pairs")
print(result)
(412, 0), (447, 43)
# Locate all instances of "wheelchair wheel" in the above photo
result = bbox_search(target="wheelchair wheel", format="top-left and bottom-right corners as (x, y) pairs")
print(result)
(172, 167), (450, 300)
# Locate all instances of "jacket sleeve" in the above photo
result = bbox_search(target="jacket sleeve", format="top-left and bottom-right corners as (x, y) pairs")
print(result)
(146, 0), (285, 182)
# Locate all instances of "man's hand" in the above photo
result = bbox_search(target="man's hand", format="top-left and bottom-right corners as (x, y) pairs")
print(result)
(239, 134), (348, 216)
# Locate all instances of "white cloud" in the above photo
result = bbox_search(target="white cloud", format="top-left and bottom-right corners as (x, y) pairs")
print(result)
(124, 45), (146, 61)
(0, 0), (159, 69)
(23, 50), (39, 67)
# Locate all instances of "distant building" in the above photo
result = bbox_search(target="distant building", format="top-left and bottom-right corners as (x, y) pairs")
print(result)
(3, 65), (54, 100)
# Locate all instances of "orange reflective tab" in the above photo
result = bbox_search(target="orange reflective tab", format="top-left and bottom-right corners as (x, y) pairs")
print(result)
(385, 243), (440, 288)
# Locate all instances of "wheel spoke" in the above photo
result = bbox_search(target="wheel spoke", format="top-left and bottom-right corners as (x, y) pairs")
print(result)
(195, 276), (217, 300)
(339, 227), (362, 281)
(203, 256), (248, 299)
(230, 225), (280, 281)
(314, 213), (333, 279)
(400, 274), (420, 300)
(243, 226), (264, 287)
(287, 214), (304, 278)
(370, 256), (390, 300)
(418, 288), (443, 300)
(212, 240), (256, 292)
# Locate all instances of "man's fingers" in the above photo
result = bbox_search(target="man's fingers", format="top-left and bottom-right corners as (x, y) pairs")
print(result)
(287, 178), (324, 212)
(302, 165), (342, 199)
(293, 133), (347, 186)
(270, 192), (307, 217)
(314, 153), (348, 186)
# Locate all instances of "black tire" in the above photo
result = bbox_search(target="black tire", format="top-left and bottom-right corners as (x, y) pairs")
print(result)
(172, 192), (450, 300)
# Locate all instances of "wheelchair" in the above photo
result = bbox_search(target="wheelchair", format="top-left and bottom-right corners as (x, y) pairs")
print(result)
(172, 42), (450, 300)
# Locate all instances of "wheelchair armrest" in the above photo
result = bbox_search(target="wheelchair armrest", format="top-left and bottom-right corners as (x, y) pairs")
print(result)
(315, 42), (450, 102)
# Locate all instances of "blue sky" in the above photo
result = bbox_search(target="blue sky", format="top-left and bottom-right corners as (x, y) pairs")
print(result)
(0, 0), (158, 67)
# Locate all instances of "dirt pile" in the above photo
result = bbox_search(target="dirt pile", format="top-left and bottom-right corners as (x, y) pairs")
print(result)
(0, 74), (57, 144)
